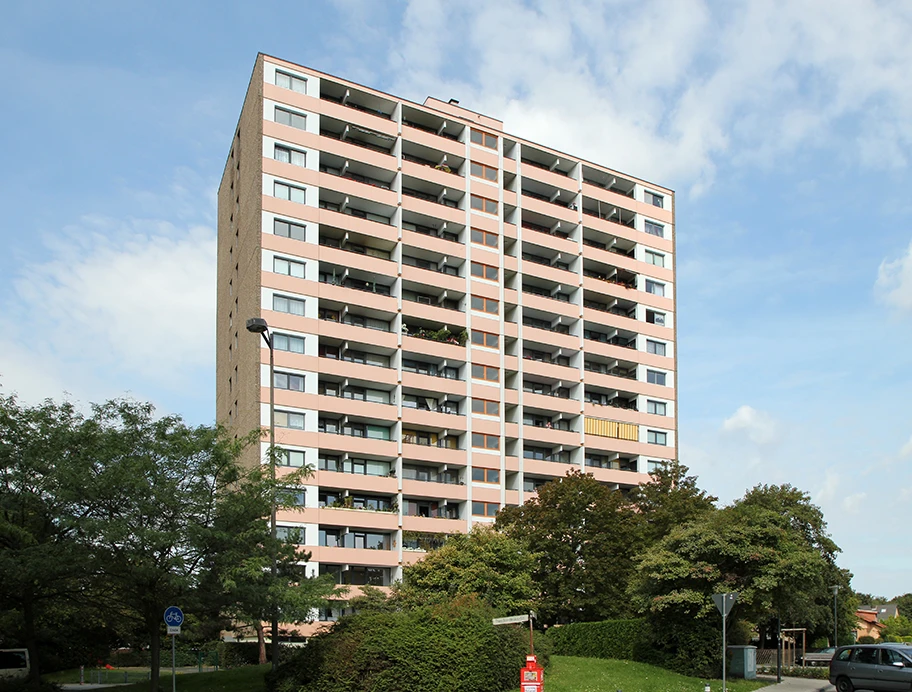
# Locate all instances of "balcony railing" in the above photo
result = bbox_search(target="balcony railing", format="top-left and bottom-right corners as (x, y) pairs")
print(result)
(402, 152), (461, 175)
(582, 207), (636, 228)
(582, 237), (635, 257)
(319, 165), (392, 190)
(403, 187), (459, 208)
(521, 158), (571, 177)
(320, 128), (394, 155)
(319, 313), (391, 332)
(319, 275), (393, 296)
(582, 177), (635, 198)
(523, 286), (571, 303)
(522, 189), (578, 210)
(586, 397), (638, 411)
(583, 269), (636, 289)
(521, 221), (570, 239)
(404, 326), (468, 346)
(584, 332), (637, 349)
(320, 93), (393, 120)
(402, 118), (460, 141)
(584, 300), (636, 319)
(523, 319), (572, 335)
(402, 436), (460, 449)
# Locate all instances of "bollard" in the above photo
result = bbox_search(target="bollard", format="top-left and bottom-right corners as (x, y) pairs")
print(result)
(704, 684), (711, 692)
(124, 671), (128, 684)
(79, 666), (84, 685)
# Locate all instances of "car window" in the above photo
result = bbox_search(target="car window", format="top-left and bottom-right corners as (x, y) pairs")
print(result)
(883, 649), (907, 666)
(853, 648), (879, 666)
(836, 648), (853, 662)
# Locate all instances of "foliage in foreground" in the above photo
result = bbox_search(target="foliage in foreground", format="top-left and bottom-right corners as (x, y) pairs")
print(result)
(546, 618), (648, 661)
(267, 597), (533, 692)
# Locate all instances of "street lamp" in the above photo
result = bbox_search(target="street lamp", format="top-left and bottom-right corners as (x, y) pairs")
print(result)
(831, 585), (841, 648)
(246, 318), (278, 672)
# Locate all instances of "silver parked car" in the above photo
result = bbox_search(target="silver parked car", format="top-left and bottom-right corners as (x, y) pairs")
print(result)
(829, 644), (912, 692)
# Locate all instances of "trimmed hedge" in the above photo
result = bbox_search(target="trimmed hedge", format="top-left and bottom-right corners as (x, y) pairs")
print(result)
(267, 596), (537, 692)
(217, 641), (296, 668)
(546, 618), (647, 661)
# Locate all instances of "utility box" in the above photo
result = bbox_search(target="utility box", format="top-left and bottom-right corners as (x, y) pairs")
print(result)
(520, 654), (544, 692)
(728, 645), (757, 679)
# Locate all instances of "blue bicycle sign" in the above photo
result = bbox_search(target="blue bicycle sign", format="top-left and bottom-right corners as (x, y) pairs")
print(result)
(163, 606), (184, 627)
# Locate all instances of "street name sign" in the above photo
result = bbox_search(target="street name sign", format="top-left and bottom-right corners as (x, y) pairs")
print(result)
(493, 613), (535, 626)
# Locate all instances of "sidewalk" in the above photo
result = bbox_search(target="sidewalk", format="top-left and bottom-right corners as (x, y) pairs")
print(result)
(756, 675), (834, 691)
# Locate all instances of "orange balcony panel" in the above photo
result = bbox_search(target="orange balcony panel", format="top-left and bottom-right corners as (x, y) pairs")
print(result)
(401, 265), (465, 293)
(521, 261), (576, 286)
(318, 283), (398, 313)
(402, 301), (467, 327)
(522, 359), (578, 381)
(471, 148), (499, 169)
(471, 315), (500, 335)
(400, 334), (467, 360)
(522, 293), (578, 319)
(586, 466), (651, 487)
(471, 383), (502, 401)
(471, 418), (500, 436)
(581, 182), (643, 216)
(503, 222), (517, 240)
(316, 395), (397, 421)
(522, 458), (577, 479)
(402, 515), (466, 534)
(262, 121), (321, 154)
(270, 389), (317, 410)
(522, 426), (581, 447)
(522, 392), (581, 416)
(316, 358), (398, 385)
(503, 355), (519, 372)
(262, 196), (320, 224)
(504, 289), (519, 308)
(582, 403), (676, 429)
(401, 479), (467, 502)
(401, 159), (465, 189)
(262, 233), (321, 259)
(319, 208), (398, 243)
(262, 271), (316, 299)
(401, 124), (465, 158)
(316, 135), (398, 172)
(400, 371), (466, 397)
(504, 489), (520, 506)
(259, 310), (311, 334)
(312, 545), (400, 567)
(503, 156), (517, 175)
(505, 455), (519, 472)
(521, 195), (578, 225)
(634, 199), (673, 225)
(317, 433), (397, 457)
(504, 389), (519, 406)
(319, 172), (397, 207)
(271, 350), (317, 372)
(582, 434), (643, 457)
(470, 213), (498, 233)
(522, 166), (580, 195)
(263, 158), (320, 187)
(585, 245), (674, 283)
(471, 246), (500, 267)
(581, 214), (642, 249)
(402, 408), (467, 431)
(401, 230), (467, 258)
(318, 246), (397, 277)
(468, 279), (499, 301)
(318, 321), (398, 349)
(469, 349), (500, 368)
(472, 486), (501, 503)
(263, 86), (398, 138)
(504, 254), (518, 273)
(401, 443), (466, 465)
(524, 231), (579, 259)
(504, 321), (519, 339)
(317, 506), (400, 531)
(317, 470), (398, 494)
(522, 326), (579, 351)
(504, 422), (519, 439)
(402, 195), (465, 225)
(272, 428), (319, 449)
(503, 190), (517, 208)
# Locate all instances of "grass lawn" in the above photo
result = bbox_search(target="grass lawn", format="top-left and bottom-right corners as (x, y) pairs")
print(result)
(48, 657), (770, 692)
(521, 656), (771, 692)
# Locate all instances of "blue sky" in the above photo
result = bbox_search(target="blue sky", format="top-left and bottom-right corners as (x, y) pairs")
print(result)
(2, 0), (911, 600)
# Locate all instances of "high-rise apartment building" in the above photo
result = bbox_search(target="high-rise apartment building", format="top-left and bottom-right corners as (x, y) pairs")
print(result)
(217, 54), (677, 624)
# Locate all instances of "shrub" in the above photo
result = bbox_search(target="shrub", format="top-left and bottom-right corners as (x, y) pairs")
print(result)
(758, 665), (829, 680)
(546, 619), (647, 661)
(267, 596), (534, 692)
(218, 641), (295, 668)
(858, 636), (876, 644)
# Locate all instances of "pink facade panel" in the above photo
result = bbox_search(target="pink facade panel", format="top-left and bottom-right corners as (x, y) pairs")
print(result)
(317, 470), (398, 495)
(401, 479), (467, 502)
(401, 124), (465, 158)
(311, 545), (400, 567)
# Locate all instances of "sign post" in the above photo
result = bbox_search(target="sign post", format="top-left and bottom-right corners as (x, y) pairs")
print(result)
(164, 606), (184, 692)
(712, 593), (738, 692)
(494, 612), (542, 690)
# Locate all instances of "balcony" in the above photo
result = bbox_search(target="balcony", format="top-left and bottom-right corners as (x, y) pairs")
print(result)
(319, 154), (396, 199)
(320, 80), (396, 120)
(581, 165), (636, 199)
(583, 267), (637, 290)
(582, 197), (636, 229)
(320, 116), (396, 156)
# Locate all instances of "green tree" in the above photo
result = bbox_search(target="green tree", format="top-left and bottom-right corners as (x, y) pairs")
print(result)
(630, 484), (846, 675)
(630, 460), (717, 546)
(398, 526), (536, 615)
(892, 593), (912, 618)
(496, 469), (641, 625)
(880, 615), (912, 641)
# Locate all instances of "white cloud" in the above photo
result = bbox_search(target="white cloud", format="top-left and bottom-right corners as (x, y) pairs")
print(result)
(900, 435), (912, 458)
(388, 0), (912, 194)
(722, 405), (780, 445)
(877, 239), (912, 312)
(842, 492), (868, 515)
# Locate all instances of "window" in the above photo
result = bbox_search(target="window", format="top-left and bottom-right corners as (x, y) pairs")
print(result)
(471, 399), (500, 416)
(274, 333), (305, 353)
(647, 370), (667, 386)
(647, 400), (667, 416)
(647, 430), (668, 446)
(470, 161), (498, 182)
(274, 181), (306, 204)
(646, 310), (666, 326)
(645, 191), (664, 208)
(275, 372), (305, 391)
(645, 250), (665, 268)
(472, 501), (500, 517)
(275, 106), (307, 130)
(275, 70), (307, 94)
(645, 280), (665, 297)
(274, 144), (306, 167)
(646, 339), (666, 356)
(471, 228), (498, 248)
(472, 467), (500, 483)
(644, 220), (664, 238)
(276, 526), (304, 544)
(471, 295), (499, 314)
(471, 262), (499, 281)
(274, 218), (306, 241)
(470, 129), (498, 149)
(274, 257), (305, 278)
(647, 459), (664, 473)
(273, 294), (305, 316)
(471, 433), (500, 450)
(471, 330), (499, 348)
(278, 449), (306, 467)
(470, 194), (498, 215)
(471, 364), (499, 382)
(276, 410), (305, 429)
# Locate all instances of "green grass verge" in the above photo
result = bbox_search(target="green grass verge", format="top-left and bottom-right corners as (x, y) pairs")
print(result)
(520, 656), (771, 692)
(48, 658), (771, 692)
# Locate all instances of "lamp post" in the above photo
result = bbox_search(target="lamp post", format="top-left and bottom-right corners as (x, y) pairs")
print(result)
(246, 317), (278, 672)
(831, 585), (841, 648)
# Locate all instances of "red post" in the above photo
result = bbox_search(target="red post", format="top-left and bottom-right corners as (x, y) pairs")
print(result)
(520, 654), (544, 692)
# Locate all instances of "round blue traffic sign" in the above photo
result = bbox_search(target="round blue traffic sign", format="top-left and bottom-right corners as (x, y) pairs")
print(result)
(164, 606), (184, 627)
